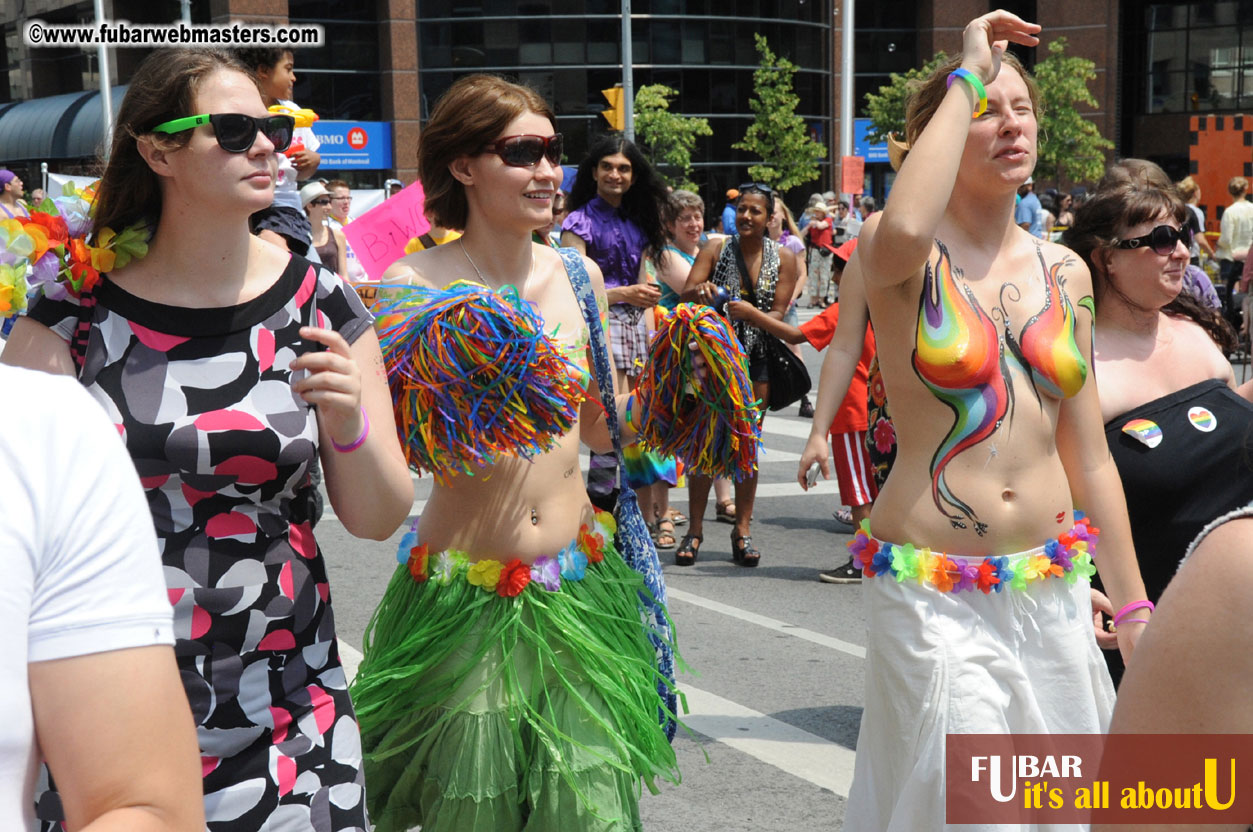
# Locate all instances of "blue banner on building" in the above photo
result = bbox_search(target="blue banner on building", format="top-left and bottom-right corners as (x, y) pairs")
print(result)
(311, 121), (393, 170)
(853, 118), (889, 164)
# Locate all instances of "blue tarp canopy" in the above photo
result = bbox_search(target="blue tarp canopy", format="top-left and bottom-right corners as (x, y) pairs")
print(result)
(0, 85), (127, 163)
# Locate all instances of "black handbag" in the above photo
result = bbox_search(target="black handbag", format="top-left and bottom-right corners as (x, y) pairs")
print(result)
(761, 332), (811, 411)
(732, 240), (812, 411)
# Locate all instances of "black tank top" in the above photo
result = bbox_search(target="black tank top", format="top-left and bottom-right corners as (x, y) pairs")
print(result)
(1104, 378), (1253, 602)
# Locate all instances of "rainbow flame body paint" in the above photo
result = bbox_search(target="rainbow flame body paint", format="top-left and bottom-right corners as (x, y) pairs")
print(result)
(1003, 252), (1090, 401)
(912, 242), (1009, 535)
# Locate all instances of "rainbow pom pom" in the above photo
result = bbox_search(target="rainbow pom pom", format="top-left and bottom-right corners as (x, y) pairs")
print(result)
(634, 303), (761, 480)
(376, 280), (586, 483)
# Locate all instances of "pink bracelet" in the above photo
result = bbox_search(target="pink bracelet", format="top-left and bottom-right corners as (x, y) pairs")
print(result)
(331, 407), (369, 453)
(1112, 599), (1155, 627)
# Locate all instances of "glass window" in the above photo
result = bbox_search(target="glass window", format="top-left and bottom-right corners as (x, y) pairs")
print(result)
(1148, 68), (1187, 113)
(682, 21), (706, 64)
(421, 23), (453, 68)
(452, 21), (486, 67)
(1145, 3), (1188, 29)
(708, 20), (735, 64)
(519, 19), (553, 64)
(1147, 29), (1188, 73)
(653, 20), (681, 63)
(1191, 1), (1242, 26)
(553, 68), (588, 115)
(588, 20), (619, 63)
(554, 20), (586, 64)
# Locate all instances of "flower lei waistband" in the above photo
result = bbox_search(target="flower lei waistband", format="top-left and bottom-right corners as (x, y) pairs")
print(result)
(396, 510), (617, 598)
(848, 514), (1099, 594)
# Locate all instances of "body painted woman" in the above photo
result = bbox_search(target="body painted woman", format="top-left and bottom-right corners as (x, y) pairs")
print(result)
(840, 11), (1151, 830)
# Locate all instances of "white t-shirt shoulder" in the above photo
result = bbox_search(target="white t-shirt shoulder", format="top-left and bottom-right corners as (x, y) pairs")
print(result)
(273, 98), (322, 210)
(0, 365), (173, 827)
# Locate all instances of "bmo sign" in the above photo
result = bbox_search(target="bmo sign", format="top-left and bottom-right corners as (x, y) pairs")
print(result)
(312, 121), (393, 170)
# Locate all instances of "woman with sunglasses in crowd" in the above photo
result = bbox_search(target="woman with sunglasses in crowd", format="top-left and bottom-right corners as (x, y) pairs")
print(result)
(836, 13), (1154, 828)
(1062, 159), (1253, 685)
(3, 49), (413, 831)
(680, 183), (800, 567)
(348, 74), (680, 832)
(302, 181), (349, 278)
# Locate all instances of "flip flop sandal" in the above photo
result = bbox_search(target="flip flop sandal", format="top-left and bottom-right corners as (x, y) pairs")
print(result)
(675, 532), (702, 566)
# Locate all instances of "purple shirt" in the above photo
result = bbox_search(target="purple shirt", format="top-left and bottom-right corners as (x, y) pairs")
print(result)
(562, 196), (646, 299)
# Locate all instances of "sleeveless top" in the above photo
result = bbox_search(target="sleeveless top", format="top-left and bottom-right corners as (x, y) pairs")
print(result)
(659, 244), (696, 310)
(315, 227), (340, 270)
(1105, 378), (1253, 602)
(709, 236), (780, 355)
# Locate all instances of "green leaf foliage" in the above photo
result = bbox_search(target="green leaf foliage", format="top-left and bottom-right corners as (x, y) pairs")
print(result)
(632, 84), (713, 192)
(732, 34), (826, 193)
(863, 51), (949, 144)
(1033, 37), (1114, 186)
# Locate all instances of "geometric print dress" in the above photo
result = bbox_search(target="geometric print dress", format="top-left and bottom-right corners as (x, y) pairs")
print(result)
(29, 255), (372, 831)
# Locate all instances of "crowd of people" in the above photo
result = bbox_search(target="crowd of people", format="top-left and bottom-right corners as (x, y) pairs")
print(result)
(5, 14), (1253, 831)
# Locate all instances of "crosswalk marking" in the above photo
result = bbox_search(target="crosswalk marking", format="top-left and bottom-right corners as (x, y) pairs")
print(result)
(668, 588), (865, 659)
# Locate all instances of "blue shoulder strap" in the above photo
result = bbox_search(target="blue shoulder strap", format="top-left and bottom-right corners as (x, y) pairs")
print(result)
(557, 246), (678, 738)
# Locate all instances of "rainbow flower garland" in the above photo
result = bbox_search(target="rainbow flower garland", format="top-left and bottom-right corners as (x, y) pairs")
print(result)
(849, 514), (1099, 594)
(375, 280), (588, 484)
(0, 182), (149, 314)
(395, 509), (617, 596)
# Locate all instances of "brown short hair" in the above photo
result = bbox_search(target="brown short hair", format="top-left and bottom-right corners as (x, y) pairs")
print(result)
(325, 179), (351, 193)
(1229, 177), (1249, 198)
(904, 53), (1041, 148)
(419, 74), (555, 230)
(663, 189), (704, 227)
(93, 49), (250, 236)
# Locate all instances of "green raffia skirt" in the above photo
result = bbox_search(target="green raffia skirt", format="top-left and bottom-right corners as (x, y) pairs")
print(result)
(351, 511), (682, 832)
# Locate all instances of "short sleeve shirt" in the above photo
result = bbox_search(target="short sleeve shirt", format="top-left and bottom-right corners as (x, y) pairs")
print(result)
(800, 302), (876, 433)
(1016, 192), (1044, 238)
(562, 196), (647, 297)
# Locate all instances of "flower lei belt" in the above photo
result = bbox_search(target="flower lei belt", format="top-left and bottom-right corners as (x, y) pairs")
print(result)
(397, 510), (616, 598)
(848, 514), (1099, 594)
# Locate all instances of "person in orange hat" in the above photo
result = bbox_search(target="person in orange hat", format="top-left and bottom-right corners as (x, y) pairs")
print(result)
(720, 188), (740, 234)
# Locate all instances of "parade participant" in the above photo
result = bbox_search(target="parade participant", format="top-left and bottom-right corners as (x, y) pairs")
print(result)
(302, 180), (349, 277)
(0, 365), (203, 831)
(325, 179), (368, 281)
(768, 199), (812, 415)
(27, 186), (45, 208)
(0, 170), (29, 219)
(562, 135), (667, 512)
(680, 184), (799, 566)
(1176, 176), (1215, 263)
(230, 47), (321, 255)
(349, 74), (680, 832)
(842, 13), (1151, 828)
(1062, 161), (1252, 684)
(3, 48), (413, 830)
(720, 188), (739, 235)
(804, 200), (835, 306)
(734, 238), (876, 583)
(1217, 176), (1253, 306)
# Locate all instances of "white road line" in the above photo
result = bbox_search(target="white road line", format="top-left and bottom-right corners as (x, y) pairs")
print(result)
(667, 588), (866, 659)
(680, 685), (855, 797)
(760, 420), (815, 440)
(337, 643), (855, 797)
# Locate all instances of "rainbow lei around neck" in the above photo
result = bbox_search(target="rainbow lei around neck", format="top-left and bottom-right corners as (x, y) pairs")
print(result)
(848, 514), (1099, 594)
(0, 182), (148, 315)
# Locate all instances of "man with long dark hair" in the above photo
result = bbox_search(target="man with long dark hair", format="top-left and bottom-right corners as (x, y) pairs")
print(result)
(561, 135), (673, 528)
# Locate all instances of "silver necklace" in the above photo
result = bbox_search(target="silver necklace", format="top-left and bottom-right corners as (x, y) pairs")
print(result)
(460, 237), (534, 290)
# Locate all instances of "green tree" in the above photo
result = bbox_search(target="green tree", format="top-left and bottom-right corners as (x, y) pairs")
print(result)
(632, 84), (712, 192)
(862, 51), (949, 144)
(732, 34), (825, 192)
(1033, 37), (1114, 186)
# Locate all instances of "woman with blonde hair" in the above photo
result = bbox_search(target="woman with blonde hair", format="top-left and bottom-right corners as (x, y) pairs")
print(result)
(839, 13), (1151, 828)
(349, 74), (680, 832)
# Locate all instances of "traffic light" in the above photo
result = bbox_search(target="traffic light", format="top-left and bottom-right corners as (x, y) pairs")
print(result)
(601, 87), (625, 131)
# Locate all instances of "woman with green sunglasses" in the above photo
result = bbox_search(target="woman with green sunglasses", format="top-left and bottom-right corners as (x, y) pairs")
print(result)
(4, 48), (413, 831)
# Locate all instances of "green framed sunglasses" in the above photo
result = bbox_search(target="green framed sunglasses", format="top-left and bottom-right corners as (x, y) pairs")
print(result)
(151, 113), (295, 154)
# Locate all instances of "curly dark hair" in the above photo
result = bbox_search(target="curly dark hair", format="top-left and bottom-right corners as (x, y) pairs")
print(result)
(567, 134), (668, 268)
(228, 47), (291, 74)
(1062, 167), (1237, 354)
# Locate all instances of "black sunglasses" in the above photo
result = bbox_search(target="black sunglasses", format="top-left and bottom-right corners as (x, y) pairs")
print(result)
(1113, 224), (1191, 256)
(481, 134), (563, 167)
(152, 113), (295, 154)
(739, 182), (774, 195)
(310, 198), (332, 207)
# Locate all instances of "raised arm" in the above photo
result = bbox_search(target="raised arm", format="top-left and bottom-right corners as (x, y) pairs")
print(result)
(859, 10), (1040, 288)
(680, 240), (723, 302)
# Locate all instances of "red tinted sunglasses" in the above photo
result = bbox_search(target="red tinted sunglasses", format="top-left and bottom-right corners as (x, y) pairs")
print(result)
(481, 134), (564, 167)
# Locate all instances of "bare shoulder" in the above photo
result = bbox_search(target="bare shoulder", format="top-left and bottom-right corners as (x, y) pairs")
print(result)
(380, 247), (448, 289)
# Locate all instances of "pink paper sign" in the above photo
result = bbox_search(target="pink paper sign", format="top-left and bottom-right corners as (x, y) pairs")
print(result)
(341, 180), (431, 280)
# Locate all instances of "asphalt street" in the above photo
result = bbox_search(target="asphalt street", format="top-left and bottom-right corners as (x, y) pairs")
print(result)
(316, 306), (866, 831)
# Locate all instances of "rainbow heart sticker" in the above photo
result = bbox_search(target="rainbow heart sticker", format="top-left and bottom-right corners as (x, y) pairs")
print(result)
(1121, 418), (1162, 448)
(1187, 406), (1217, 432)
